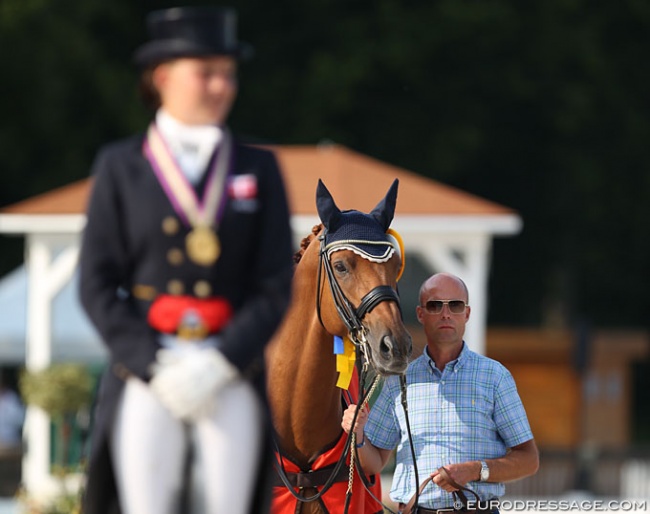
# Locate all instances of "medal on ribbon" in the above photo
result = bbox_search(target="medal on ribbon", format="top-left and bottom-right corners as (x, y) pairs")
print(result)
(144, 123), (232, 266)
(185, 224), (221, 266)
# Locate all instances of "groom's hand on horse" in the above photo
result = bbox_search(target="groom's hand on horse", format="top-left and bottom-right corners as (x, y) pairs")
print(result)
(341, 403), (368, 440)
(149, 347), (238, 421)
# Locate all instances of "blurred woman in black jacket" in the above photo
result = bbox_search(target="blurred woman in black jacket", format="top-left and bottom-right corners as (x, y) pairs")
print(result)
(78, 7), (294, 514)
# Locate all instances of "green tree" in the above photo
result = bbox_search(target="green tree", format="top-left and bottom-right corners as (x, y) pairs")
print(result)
(1, 0), (649, 329)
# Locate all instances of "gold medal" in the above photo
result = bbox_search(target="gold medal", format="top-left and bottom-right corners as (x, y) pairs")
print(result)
(145, 125), (231, 268)
(186, 225), (220, 266)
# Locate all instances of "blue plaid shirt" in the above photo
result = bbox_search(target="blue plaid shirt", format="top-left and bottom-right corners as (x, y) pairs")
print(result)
(365, 343), (533, 508)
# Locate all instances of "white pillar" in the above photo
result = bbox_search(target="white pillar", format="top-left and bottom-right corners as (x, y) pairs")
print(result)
(23, 236), (53, 495)
(460, 235), (492, 356)
(409, 234), (492, 355)
(22, 234), (80, 496)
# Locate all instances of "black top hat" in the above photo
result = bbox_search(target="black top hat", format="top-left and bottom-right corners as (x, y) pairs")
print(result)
(133, 6), (253, 67)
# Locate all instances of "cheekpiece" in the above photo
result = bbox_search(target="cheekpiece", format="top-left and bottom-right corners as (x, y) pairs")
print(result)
(133, 6), (254, 67)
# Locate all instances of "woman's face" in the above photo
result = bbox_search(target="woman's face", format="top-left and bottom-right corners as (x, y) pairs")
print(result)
(153, 55), (238, 125)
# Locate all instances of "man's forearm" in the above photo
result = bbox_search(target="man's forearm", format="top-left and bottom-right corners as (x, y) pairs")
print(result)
(433, 439), (539, 491)
(355, 434), (392, 476)
(482, 439), (539, 483)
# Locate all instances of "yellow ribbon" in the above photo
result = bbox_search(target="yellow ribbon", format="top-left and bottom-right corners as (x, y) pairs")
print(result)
(386, 228), (405, 281)
(335, 229), (405, 390)
(336, 336), (356, 389)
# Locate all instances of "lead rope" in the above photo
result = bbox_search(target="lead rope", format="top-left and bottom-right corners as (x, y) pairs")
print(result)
(348, 376), (412, 514)
(341, 304), (412, 514)
(345, 331), (372, 511)
(348, 375), (381, 490)
(342, 365), (381, 514)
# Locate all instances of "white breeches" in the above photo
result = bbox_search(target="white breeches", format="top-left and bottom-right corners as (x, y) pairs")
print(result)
(111, 377), (263, 514)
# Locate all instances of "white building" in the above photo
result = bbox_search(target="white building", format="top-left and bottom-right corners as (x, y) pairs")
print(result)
(0, 143), (521, 496)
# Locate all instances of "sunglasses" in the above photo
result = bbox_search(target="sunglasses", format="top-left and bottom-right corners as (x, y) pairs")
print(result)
(421, 300), (467, 314)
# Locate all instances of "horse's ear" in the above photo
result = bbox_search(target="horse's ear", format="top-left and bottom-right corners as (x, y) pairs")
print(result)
(316, 179), (342, 231)
(370, 179), (399, 230)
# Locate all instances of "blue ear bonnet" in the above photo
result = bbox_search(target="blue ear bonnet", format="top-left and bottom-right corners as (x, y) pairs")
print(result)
(316, 178), (399, 262)
(323, 210), (395, 261)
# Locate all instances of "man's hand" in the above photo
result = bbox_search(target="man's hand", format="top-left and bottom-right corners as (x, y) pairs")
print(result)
(431, 462), (481, 492)
(432, 440), (539, 491)
(341, 403), (368, 441)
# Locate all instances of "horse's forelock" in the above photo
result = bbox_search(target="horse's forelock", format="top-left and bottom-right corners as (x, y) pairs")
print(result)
(293, 224), (324, 264)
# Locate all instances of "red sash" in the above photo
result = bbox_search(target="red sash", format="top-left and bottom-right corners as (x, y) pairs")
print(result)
(147, 294), (233, 334)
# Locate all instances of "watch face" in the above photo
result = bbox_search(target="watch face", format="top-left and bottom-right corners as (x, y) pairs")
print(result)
(480, 462), (489, 480)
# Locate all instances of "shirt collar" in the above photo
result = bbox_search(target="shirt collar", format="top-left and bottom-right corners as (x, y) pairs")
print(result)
(155, 109), (224, 184)
(422, 342), (470, 373)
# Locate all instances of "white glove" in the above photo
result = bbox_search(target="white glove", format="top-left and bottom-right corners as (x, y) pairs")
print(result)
(149, 347), (238, 421)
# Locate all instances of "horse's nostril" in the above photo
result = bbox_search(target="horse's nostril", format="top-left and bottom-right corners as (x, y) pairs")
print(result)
(380, 335), (394, 357)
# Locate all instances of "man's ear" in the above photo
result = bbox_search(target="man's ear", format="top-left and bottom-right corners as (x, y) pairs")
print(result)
(416, 305), (424, 325)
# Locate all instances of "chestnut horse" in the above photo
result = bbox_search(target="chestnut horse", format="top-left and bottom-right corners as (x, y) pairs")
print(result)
(266, 179), (413, 514)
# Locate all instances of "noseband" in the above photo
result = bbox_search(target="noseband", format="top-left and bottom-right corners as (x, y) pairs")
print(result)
(316, 233), (401, 342)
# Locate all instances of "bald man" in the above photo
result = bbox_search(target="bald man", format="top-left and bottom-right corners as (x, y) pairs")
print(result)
(343, 273), (538, 513)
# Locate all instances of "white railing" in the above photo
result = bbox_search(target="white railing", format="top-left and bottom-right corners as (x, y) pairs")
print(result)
(620, 459), (650, 499)
(504, 452), (650, 499)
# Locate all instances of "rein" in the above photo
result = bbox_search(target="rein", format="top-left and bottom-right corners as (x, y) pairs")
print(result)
(272, 363), (375, 505)
(342, 376), (416, 514)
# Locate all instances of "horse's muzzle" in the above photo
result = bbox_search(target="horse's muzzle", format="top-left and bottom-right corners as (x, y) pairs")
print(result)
(374, 332), (412, 375)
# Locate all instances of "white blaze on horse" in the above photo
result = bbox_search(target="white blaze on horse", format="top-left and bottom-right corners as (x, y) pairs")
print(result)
(266, 179), (412, 514)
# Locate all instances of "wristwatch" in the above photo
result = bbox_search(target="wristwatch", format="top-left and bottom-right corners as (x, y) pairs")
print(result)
(479, 460), (490, 482)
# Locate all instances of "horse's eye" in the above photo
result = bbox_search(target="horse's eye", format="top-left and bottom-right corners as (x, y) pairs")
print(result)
(333, 261), (348, 274)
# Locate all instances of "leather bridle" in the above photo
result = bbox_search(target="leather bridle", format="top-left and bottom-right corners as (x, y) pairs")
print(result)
(273, 231), (406, 511)
(316, 233), (402, 350)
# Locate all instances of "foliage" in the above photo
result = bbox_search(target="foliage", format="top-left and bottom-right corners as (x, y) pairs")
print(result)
(1, 0), (649, 328)
(19, 363), (93, 469)
(16, 481), (82, 514)
(17, 364), (91, 513)
(19, 364), (93, 417)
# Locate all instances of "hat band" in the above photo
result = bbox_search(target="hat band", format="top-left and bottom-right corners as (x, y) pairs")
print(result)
(134, 38), (252, 67)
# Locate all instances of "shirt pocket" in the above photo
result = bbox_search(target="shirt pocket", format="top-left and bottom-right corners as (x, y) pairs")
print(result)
(458, 388), (495, 437)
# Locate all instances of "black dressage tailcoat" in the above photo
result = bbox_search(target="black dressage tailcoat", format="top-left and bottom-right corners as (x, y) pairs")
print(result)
(78, 130), (294, 514)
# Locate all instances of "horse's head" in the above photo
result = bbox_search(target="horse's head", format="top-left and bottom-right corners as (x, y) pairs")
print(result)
(315, 179), (412, 375)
